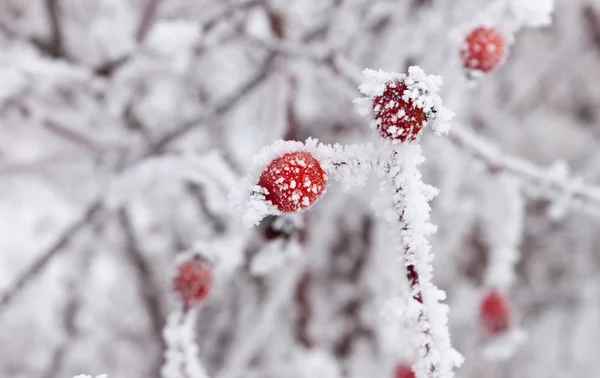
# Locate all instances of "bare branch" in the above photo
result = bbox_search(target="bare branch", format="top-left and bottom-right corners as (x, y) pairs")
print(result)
(0, 201), (103, 314)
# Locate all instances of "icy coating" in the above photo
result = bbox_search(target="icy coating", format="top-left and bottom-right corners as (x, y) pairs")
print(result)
(258, 151), (327, 213)
(355, 66), (454, 141)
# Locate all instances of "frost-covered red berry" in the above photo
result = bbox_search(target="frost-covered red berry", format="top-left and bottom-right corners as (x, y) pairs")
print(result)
(394, 363), (415, 378)
(173, 258), (213, 307)
(258, 151), (326, 213)
(372, 82), (426, 142)
(480, 290), (510, 334)
(460, 26), (505, 73)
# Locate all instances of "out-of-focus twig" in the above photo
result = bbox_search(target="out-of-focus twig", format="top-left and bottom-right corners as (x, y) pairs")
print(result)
(119, 208), (165, 378)
(449, 124), (600, 216)
(41, 247), (96, 378)
(136, 0), (163, 43)
(0, 202), (103, 313)
(0, 52), (273, 315)
(216, 258), (305, 378)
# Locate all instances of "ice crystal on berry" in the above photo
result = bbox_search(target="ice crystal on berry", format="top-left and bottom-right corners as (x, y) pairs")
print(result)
(258, 151), (326, 213)
(460, 26), (505, 74)
(372, 82), (426, 142)
(173, 258), (213, 307)
(480, 290), (510, 334)
(355, 66), (454, 142)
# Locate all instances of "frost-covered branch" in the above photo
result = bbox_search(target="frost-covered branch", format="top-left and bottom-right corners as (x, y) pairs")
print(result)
(382, 146), (463, 378)
(162, 308), (210, 378)
(0, 202), (104, 313)
(450, 124), (600, 217)
(217, 259), (305, 378)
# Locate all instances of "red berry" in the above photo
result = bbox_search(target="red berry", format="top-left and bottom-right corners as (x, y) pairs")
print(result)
(480, 290), (510, 334)
(394, 363), (415, 378)
(258, 151), (326, 213)
(173, 258), (213, 307)
(372, 82), (426, 142)
(460, 26), (505, 73)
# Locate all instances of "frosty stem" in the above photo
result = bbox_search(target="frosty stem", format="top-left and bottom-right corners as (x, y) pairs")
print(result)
(385, 146), (460, 378)
(162, 307), (210, 378)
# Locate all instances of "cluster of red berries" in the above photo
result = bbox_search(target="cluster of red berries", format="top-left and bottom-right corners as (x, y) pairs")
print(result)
(460, 26), (505, 74)
(480, 290), (511, 335)
(258, 151), (327, 213)
(173, 256), (213, 307)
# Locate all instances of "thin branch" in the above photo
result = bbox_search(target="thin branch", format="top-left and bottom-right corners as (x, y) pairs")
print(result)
(33, 0), (72, 61)
(44, 119), (104, 154)
(216, 259), (304, 378)
(119, 208), (165, 378)
(386, 147), (461, 378)
(162, 307), (211, 378)
(148, 52), (276, 155)
(136, 0), (163, 43)
(203, 0), (261, 33)
(0, 201), (103, 313)
(449, 124), (600, 217)
(41, 247), (96, 378)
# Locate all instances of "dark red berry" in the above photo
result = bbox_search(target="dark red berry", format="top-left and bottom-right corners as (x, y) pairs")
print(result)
(460, 26), (505, 73)
(480, 290), (510, 334)
(258, 151), (326, 213)
(372, 82), (426, 142)
(394, 363), (415, 378)
(173, 259), (213, 307)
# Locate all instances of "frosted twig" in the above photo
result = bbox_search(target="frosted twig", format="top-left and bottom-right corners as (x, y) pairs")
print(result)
(162, 307), (210, 378)
(119, 208), (165, 378)
(136, 0), (164, 43)
(450, 124), (600, 217)
(216, 259), (305, 378)
(0, 202), (104, 313)
(383, 146), (463, 378)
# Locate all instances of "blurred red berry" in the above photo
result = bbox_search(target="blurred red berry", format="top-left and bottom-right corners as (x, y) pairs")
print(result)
(372, 82), (426, 142)
(460, 26), (505, 73)
(480, 290), (510, 334)
(258, 151), (326, 213)
(173, 259), (213, 307)
(394, 363), (415, 378)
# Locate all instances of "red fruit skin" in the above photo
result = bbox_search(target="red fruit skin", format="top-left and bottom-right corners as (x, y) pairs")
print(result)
(372, 82), (426, 142)
(394, 364), (415, 378)
(480, 290), (510, 334)
(460, 26), (505, 73)
(258, 151), (326, 213)
(173, 259), (213, 307)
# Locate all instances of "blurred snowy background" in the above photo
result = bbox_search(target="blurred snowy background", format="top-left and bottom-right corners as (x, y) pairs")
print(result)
(0, 0), (599, 377)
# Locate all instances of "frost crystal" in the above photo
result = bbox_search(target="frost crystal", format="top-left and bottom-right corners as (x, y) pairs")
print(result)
(231, 138), (333, 226)
(355, 66), (454, 141)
